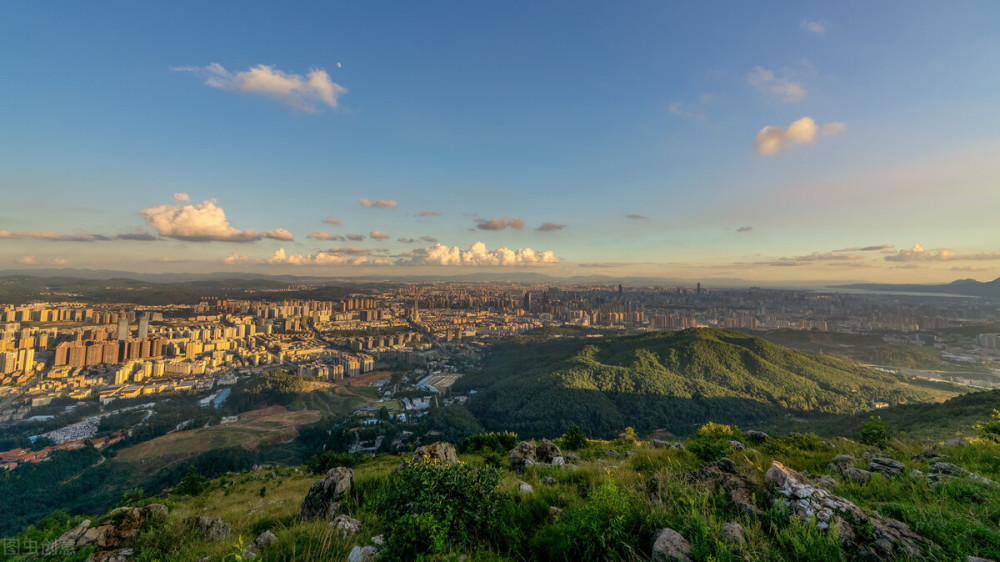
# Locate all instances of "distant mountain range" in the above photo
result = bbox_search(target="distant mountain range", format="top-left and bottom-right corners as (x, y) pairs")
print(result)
(837, 277), (1000, 299)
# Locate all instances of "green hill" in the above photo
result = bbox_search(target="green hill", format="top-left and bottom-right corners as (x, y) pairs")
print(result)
(455, 328), (933, 438)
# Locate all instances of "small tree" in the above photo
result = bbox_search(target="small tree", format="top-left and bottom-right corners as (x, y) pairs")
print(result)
(859, 416), (890, 448)
(175, 465), (207, 496)
(622, 427), (637, 444)
(562, 422), (588, 450)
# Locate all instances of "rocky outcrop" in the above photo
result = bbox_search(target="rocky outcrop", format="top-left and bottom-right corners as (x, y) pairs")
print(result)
(744, 430), (769, 443)
(651, 528), (692, 561)
(58, 505), (168, 561)
(652, 439), (685, 450)
(766, 461), (933, 559)
(300, 466), (354, 520)
(869, 456), (905, 478)
(509, 440), (564, 470)
(412, 442), (459, 465)
(686, 458), (765, 515)
(842, 467), (872, 484)
(195, 516), (231, 541)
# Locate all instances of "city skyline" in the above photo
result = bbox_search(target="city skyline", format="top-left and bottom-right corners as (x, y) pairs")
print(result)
(3, 2), (1000, 283)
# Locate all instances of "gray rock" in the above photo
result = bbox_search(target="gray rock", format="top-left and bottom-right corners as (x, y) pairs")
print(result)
(54, 518), (91, 549)
(549, 505), (563, 515)
(254, 530), (277, 549)
(651, 528), (692, 561)
(869, 457), (905, 478)
(565, 453), (580, 462)
(815, 475), (837, 489)
(625, 450), (636, 457)
(371, 534), (384, 546)
(766, 461), (931, 559)
(329, 514), (362, 536)
(348, 545), (378, 562)
(943, 438), (966, 448)
(606, 449), (620, 458)
(730, 440), (745, 451)
(412, 442), (458, 465)
(542, 476), (557, 485)
(830, 454), (855, 467)
(509, 441), (537, 470)
(722, 522), (745, 545)
(910, 469), (924, 477)
(930, 462), (967, 476)
(967, 556), (995, 562)
(551, 456), (566, 466)
(537, 439), (563, 464)
(842, 467), (872, 484)
(744, 430), (769, 443)
(517, 480), (534, 494)
(196, 516), (231, 542)
(300, 467), (353, 520)
(651, 439), (671, 448)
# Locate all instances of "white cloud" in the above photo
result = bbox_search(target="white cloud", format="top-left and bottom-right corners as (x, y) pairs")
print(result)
(262, 228), (294, 241)
(140, 199), (261, 242)
(753, 117), (846, 155)
(359, 199), (397, 209)
(322, 217), (342, 226)
(400, 242), (560, 266)
(223, 252), (249, 264)
(266, 247), (389, 266)
(370, 230), (390, 240)
(800, 18), (826, 35)
(885, 244), (1000, 262)
(747, 66), (805, 103)
(173, 193), (191, 202)
(175, 63), (346, 112)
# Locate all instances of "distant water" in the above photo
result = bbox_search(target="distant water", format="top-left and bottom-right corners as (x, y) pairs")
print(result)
(212, 387), (231, 408)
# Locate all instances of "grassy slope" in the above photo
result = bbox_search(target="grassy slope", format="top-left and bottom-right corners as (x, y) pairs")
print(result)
(457, 328), (933, 438)
(10, 431), (1000, 561)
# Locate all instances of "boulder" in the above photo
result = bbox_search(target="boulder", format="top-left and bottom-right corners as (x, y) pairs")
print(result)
(196, 516), (231, 542)
(329, 514), (362, 537)
(509, 441), (538, 470)
(542, 476), (557, 485)
(254, 530), (278, 550)
(412, 442), (459, 465)
(565, 453), (580, 462)
(517, 480), (534, 494)
(606, 449), (620, 458)
(537, 439), (563, 463)
(687, 458), (765, 515)
(744, 430), (769, 443)
(509, 440), (565, 470)
(651, 528), (692, 561)
(53, 519), (91, 550)
(765, 461), (933, 559)
(930, 462), (967, 476)
(869, 457), (905, 478)
(348, 545), (379, 562)
(814, 475), (837, 489)
(722, 522), (745, 545)
(842, 467), (872, 484)
(371, 535), (384, 546)
(300, 467), (354, 520)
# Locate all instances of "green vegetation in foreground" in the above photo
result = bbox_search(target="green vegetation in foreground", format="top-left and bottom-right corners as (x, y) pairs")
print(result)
(7, 416), (1000, 561)
(455, 328), (933, 438)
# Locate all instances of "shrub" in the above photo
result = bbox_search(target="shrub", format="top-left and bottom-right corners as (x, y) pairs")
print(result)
(377, 460), (509, 560)
(688, 422), (740, 462)
(859, 416), (890, 448)
(975, 409), (1000, 440)
(531, 479), (643, 560)
(174, 465), (207, 496)
(304, 451), (362, 474)
(457, 431), (519, 454)
(562, 422), (588, 450)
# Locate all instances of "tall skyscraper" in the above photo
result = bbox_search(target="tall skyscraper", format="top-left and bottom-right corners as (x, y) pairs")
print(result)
(138, 315), (149, 339)
(523, 291), (532, 311)
(117, 317), (129, 341)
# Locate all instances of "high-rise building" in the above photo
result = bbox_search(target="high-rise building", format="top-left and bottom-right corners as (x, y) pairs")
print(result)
(117, 317), (129, 341)
(523, 291), (532, 311)
(138, 315), (149, 339)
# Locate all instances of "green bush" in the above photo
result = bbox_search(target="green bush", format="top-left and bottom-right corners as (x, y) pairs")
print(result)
(304, 451), (363, 474)
(531, 479), (643, 560)
(377, 460), (509, 560)
(975, 409), (1000, 440)
(688, 422), (740, 462)
(859, 416), (890, 448)
(457, 431), (519, 454)
(174, 465), (207, 496)
(562, 422), (588, 450)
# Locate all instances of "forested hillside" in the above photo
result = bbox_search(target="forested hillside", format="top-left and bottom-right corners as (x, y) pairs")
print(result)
(456, 329), (932, 438)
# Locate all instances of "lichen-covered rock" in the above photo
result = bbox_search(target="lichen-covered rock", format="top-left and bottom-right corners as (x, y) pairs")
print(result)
(651, 528), (692, 561)
(537, 439), (563, 463)
(722, 522), (745, 545)
(745, 430), (769, 443)
(842, 467), (872, 484)
(765, 461), (933, 559)
(348, 545), (378, 562)
(517, 480), (534, 494)
(509, 440), (564, 470)
(869, 456), (905, 478)
(687, 458), (766, 515)
(329, 514), (362, 536)
(254, 530), (278, 549)
(509, 441), (538, 470)
(815, 475), (837, 489)
(196, 516), (231, 542)
(412, 442), (459, 465)
(729, 440), (745, 451)
(53, 519), (91, 550)
(300, 466), (354, 520)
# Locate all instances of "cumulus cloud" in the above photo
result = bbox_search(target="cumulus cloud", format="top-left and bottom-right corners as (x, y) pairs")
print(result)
(800, 18), (826, 35)
(536, 222), (565, 232)
(174, 63), (346, 112)
(223, 252), (249, 264)
(476, 216), (525, 231)
(346, 233), (365, 241)
(418, 210), (440, 217)
(626, 214), (648, 220)
(266, 247), (389, 266)
(322, 217), (342, 226)
(747, 66), (806, 103)
(399, 242), (560, 266)
(359, 199), (397, 209)
(370, 230), (390, 240)
(884, 244), (1000, 262)
(753, 117), (846, 155)
(174, 193), (191, 202)
(307, 232), (345, 241)
(140, 199), (263, 242)
(419, 236), (438, 243)
(736, 226), (753, 233)
(262, 228), (294, 241)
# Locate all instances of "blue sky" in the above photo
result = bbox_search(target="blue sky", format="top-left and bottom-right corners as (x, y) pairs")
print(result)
(2, 1), (999, 282)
